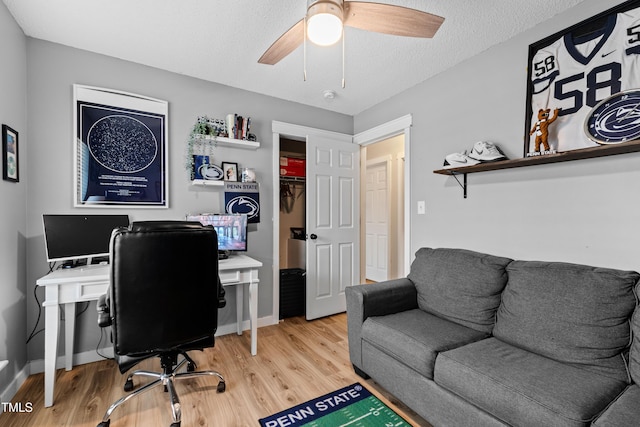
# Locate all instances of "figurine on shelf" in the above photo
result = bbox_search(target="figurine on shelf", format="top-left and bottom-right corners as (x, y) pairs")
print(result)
(530, 108), (560, 153)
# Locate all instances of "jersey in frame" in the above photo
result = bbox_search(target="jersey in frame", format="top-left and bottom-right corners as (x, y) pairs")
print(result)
(529, 6), (640, 153)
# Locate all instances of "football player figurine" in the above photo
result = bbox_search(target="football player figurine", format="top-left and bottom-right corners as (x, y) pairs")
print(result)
(530, 108), (560, 152)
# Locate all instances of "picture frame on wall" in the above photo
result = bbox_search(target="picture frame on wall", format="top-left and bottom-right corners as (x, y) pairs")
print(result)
(73, 84), (169, 208)
(222, 162), (238, 181)
(523, 0), (640, 157)
(2, 124), (18, 182)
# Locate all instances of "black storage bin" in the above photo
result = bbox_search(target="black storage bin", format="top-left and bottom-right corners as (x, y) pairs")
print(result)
(280, 268), (305, 318)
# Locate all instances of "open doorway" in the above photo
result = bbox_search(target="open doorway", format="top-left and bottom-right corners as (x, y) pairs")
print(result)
(278, 137), (306, 319)
(361, 134), (405, 283)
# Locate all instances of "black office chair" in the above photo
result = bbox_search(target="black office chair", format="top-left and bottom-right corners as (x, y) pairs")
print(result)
(96, 221), (226, 427)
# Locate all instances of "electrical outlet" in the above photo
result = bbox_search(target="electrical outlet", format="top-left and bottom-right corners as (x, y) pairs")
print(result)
(417, 201), (426, 214)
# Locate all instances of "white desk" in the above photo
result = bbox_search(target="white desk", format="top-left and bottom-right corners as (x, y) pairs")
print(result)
(36, 254), (262, 407)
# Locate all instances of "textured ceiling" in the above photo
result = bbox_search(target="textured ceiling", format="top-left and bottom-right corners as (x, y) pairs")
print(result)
(3, 0), (586, 115)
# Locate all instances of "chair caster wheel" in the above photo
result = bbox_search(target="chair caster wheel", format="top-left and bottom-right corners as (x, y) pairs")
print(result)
(97, 421), (110, 427)
(170, 422), (181, 427)
(187, 362), (196, 372)
(124, 379), (134, 392)
(217, 381), (226, 393)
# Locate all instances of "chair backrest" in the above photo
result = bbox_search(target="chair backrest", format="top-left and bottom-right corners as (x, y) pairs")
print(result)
(109, 221), (220, 356)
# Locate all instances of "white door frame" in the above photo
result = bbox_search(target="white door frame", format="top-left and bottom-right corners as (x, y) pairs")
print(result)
(271, 121), (356, 322)
(354, 114), (412, 275)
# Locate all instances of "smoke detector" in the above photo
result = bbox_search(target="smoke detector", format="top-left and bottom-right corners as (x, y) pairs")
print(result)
(323, 90), (337, 100)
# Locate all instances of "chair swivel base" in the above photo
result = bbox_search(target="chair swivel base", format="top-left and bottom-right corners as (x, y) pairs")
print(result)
(97, 354), (225, 427)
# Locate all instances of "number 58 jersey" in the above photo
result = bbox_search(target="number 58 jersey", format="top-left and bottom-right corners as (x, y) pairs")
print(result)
(529, 7), (640, 153)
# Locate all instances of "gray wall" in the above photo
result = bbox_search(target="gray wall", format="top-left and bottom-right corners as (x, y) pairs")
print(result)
(24, 39), (352, 362)
(355, 0), (640, 272)
(0, 1), (27, 397)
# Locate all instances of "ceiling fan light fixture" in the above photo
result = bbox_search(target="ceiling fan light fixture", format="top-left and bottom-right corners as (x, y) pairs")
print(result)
(306, 0), (343, 46)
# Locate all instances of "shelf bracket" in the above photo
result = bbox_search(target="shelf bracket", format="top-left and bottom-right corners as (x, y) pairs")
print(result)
(450, 172), (467, 198)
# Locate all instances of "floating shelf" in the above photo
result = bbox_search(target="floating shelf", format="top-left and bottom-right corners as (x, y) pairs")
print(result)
(193, 134), (260, 150)
(191, 179), (224, 187)
(434, 140), (640, 198)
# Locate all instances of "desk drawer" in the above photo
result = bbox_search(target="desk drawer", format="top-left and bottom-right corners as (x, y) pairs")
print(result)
(77, 281), (109, 300)
(219, 270), (241, 284)
(57, 280), (109, 303)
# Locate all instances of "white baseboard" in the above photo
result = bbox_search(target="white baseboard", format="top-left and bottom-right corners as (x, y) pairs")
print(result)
(216, 314), (277, 336)
(0, 363), (30, 412)
(29, 347), (114, 375)
(27, 314), (278, 375)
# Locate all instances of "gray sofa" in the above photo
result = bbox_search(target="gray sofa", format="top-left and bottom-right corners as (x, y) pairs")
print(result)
(346, 248), (640, 427)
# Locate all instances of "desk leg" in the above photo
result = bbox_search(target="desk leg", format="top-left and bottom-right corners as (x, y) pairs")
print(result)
(249, 280), (257, 356)
(43, 300), (59, 407)
(64, 302), (75, 371)
(235, 284), (243, 336)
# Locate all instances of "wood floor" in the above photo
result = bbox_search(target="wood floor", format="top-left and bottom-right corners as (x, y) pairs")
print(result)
(2, 314), (431, 427)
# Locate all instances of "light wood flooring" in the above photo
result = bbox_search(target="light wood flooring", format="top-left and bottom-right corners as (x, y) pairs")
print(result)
(1, 314), (431, 427)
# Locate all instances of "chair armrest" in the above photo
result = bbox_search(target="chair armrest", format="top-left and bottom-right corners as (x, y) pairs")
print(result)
(345, 278), (418, 371)
(217, 276), (226, 309)
(96, 293), (112, 328)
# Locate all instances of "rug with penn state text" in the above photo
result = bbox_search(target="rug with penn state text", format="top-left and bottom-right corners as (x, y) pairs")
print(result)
(259, 382), (412, 427)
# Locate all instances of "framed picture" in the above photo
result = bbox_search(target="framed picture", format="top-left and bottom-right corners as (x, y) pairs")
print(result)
(524, 0), (640, 157)
(222, 162), (238, 181)
(2, 124), (18, 182)
(73, 85), (169, 207)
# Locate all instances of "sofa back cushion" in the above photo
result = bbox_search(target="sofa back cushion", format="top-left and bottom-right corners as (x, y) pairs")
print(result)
(494, 260), (639, 383)
(407, 248), (512, 333)
(630, 282), (640, 384)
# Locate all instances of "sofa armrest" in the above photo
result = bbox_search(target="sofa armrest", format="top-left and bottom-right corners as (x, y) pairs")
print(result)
(345, 278), (418, 372)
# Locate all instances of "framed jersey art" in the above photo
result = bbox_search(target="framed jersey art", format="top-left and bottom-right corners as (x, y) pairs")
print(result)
(524, 0), (640, 157)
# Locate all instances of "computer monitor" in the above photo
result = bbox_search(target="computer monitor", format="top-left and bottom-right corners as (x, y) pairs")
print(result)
(43, 214), (129, 263)
(186, 213), (248, 252)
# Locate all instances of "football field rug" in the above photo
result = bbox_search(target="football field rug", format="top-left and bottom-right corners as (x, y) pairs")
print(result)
(259, 382), (412, 427)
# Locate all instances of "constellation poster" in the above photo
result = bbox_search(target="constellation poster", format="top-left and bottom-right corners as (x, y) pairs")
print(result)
(74, 85), (168, 207)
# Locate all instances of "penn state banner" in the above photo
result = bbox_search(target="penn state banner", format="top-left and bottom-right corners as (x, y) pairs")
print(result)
(224, 182), (260, 223)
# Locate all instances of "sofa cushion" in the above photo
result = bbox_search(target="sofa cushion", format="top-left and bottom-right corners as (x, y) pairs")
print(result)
(361, 309), (489, 379)
(407, 248), (512, 333)
(629, 282), (640, 384)
(435, 338), (628, 427)
(494, 260), (639, 383)
(592, 384), (640, 427)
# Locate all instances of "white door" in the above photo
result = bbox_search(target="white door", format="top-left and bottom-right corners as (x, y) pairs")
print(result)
(306, 133), (360, 320)
(365, 160), (390, 282)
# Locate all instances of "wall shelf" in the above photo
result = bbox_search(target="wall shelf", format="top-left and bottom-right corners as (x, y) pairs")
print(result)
(190, 134), (260, 186)
(191, 179), (224, 187)
(193, 134), (260, 150)
(433, 140), (640, 198)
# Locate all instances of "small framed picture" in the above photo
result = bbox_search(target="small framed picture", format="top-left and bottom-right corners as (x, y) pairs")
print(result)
(222, 162), (238, 181)
(2, 124), (18, 182)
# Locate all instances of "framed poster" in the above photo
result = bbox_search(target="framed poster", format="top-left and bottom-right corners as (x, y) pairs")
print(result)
(74, 85), (168, 207)
(524, 0), (640, 157)
(2, 124), (18, 182)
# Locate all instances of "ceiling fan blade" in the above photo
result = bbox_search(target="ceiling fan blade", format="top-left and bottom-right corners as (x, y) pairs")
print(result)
(258, 19), (305, 65)
(344, 2), (444, 38)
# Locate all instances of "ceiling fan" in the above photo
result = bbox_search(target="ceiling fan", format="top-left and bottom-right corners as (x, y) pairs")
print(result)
(258, 0), (445, 65)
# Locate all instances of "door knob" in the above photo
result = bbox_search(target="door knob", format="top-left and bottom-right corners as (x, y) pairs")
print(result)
(309, 233), (318, 240)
